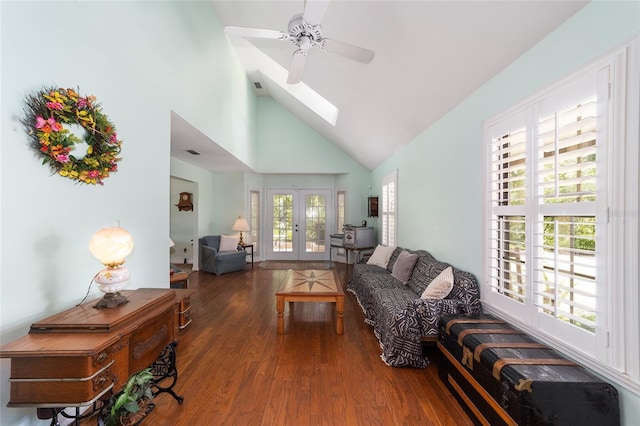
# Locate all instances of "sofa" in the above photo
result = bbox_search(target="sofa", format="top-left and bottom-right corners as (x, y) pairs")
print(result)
(199, 235), (247, 275)
(347, 246), (481, 368)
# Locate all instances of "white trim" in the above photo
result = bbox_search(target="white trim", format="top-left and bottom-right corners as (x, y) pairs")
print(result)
(381, 169), (398, 246)
(248, 186), (261, 259)
(621, 34), (640, 382)
(482, 34), (640, 394)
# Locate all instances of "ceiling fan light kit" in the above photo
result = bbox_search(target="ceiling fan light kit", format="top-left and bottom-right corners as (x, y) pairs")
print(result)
(224, 0), (375, 85)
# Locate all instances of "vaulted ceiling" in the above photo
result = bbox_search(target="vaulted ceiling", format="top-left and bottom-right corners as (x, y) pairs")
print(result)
(171, 0), (587, 172)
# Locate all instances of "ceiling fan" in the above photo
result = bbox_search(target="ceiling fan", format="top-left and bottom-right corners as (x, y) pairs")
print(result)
(224, 0), (375, 84)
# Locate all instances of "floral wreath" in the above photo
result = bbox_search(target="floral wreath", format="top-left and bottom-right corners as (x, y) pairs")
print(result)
(22, 87), (122, 185)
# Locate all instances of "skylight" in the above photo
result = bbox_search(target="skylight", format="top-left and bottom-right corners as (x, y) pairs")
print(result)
(228, 38), (339, 126)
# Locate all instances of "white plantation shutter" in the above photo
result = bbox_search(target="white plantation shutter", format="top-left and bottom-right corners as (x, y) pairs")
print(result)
(337, 191), (346, 233)
(533, 76), (600, 336)
(484, 57), (623, 361)
(484, 36), (640, 388)
(250, 190), (260, 255)
(487, 120), (528, 304)
(381, 170), (397, 247)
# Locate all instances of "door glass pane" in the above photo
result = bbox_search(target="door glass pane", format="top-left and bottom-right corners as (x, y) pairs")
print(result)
(305, 194), (326, 253)
(272, 194), (293, 253)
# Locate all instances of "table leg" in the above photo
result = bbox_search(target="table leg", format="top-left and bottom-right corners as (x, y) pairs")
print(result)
(276, 295), (285, 334)
(336, 295), (344, 335)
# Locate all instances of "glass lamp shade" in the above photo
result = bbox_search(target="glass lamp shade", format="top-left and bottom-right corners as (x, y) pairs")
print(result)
(89, 227), (134, 308)
(89, 227), (134, 267)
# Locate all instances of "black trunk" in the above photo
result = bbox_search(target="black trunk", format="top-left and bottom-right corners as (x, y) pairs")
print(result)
(438, 313), (620, 426)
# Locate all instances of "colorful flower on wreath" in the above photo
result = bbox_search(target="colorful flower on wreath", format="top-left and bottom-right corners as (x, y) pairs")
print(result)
(46, 101), (63, 110)
(56, 154), (70, 163)
(22, 86), (123, 185)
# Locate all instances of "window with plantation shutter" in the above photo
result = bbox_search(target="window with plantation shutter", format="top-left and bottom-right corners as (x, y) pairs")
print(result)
(381, 170), (397, 247)
(250, 190), (260, 256)
(535, 89), (598, 336)
(488, 121), (527, 304)
(483, 38), (639, 386)
(337, 191), (346, 233)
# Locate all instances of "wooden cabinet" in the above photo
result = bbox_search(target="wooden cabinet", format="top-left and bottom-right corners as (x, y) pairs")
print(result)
(0, 288), (190, 410)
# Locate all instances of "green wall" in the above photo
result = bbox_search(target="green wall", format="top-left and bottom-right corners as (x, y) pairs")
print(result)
(372, 1), (639, 271)
(254, 96), (372, 226)
(0, 2), (254, 424)
(370, 1), (640, 421)
(2, 0), (638, 424)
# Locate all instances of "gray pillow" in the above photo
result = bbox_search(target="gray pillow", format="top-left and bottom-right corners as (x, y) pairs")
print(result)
(391, 250), (419, 284)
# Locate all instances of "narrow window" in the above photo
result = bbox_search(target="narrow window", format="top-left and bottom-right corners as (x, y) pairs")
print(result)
(250, 190), (260, 256)
(381, 170), (398, 246)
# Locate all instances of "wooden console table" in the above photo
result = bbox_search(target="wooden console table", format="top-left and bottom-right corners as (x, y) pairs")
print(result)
(0, 288), (190, 422)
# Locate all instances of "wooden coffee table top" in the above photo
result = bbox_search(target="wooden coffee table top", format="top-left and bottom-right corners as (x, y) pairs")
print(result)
(276, 270), (343, 295)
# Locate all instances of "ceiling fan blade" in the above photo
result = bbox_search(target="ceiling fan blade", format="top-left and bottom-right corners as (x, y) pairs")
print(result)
(287, 50), (308, 84)
(303, 0), (330, 26)
(224, 26), (289, 41)
(322, 38), (375, 64)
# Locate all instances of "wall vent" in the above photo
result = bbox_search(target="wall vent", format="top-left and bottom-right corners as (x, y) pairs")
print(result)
(254, 82), (263, 89)
(186, 149), (200, 155)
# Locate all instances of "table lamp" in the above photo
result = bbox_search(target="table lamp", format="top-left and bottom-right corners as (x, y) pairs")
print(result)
(232, 216), (250, 246)
(89, 226), (134, 309)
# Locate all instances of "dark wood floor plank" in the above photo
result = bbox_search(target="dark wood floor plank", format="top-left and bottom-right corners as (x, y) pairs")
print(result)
(133, 265), (473, 425)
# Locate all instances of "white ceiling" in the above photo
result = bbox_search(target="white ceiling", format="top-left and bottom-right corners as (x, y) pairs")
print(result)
(171, 0), (587, 173)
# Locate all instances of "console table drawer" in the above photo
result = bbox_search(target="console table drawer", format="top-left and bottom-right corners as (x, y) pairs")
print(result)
(129, 306), (175, 373)
(8, 361), (114, 406)
(178, 295), (192, 329)
(179, 307), (192, 329)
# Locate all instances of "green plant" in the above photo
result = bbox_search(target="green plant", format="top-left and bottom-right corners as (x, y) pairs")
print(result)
(103, 368), (154, 426)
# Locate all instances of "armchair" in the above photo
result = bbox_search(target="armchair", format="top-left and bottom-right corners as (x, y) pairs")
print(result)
(199, 235), (247, 275)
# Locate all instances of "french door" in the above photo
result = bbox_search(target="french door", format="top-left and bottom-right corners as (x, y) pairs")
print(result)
(266, 189), (332, 261)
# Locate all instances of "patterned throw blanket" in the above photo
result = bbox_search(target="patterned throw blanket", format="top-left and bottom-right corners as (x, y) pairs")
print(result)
(347, 248), (481, 368)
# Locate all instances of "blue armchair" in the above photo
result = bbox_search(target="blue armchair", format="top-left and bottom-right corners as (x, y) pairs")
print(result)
(199, 235), (247, 275)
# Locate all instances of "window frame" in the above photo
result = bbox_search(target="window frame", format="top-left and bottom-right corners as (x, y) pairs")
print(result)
(336, 190), (346, 234)
(249, 188), (261, 256)
(381, 170), (398, 247)
(482, 36), (639, 392)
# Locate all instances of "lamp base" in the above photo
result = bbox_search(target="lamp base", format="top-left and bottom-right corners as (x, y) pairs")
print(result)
(94, 292), (129, 309)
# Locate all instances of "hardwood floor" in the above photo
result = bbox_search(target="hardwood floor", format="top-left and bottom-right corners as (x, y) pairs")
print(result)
(149, 264), (473, 425)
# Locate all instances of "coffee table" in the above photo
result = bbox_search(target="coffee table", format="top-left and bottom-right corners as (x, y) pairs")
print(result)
(275, 269), (344, 335)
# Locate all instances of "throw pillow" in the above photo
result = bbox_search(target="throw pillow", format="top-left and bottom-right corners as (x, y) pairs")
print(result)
(391, 250), (419, 284)
(421, 266), (454, 299)
(366, 245), (395, 268)
(219, 235), (239, 252)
